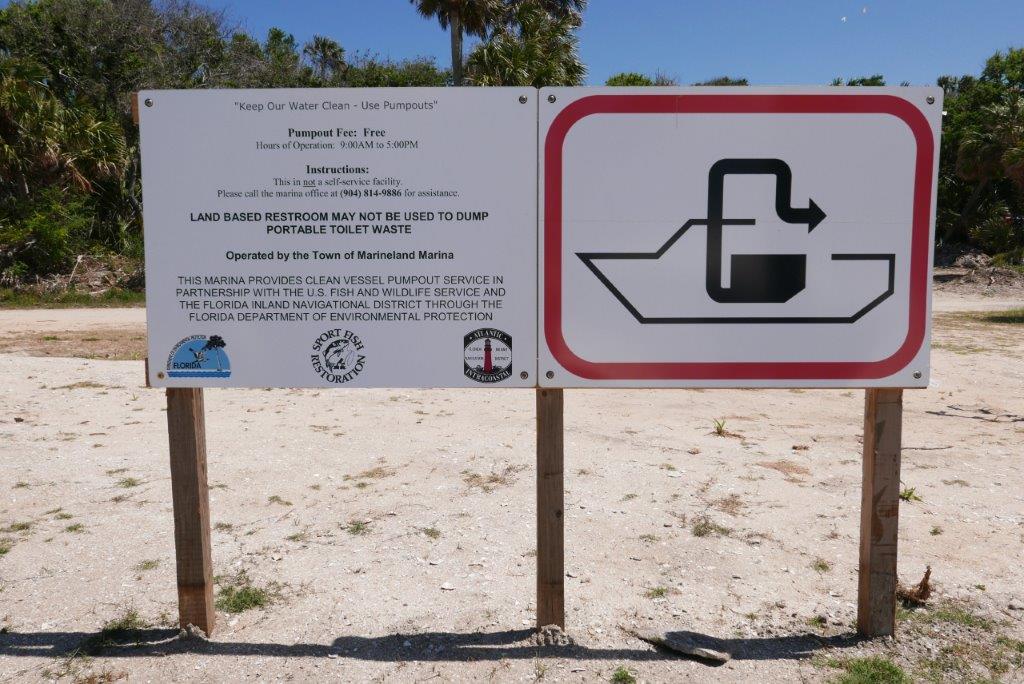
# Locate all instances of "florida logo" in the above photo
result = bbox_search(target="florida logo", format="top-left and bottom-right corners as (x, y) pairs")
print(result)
(311, 329), (366, 384)
(167, 335), (231, 378)
(464, 328), (512, 383)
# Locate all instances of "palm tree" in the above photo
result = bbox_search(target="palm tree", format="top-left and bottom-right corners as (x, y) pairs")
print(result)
(303, 35), (345, 84)
(409, 0), (499, 86)
(0, 58), (127, 199)
(465, 0), (586, 87)
(201, 335), (227, 371)
(956, 93), (1024, 226)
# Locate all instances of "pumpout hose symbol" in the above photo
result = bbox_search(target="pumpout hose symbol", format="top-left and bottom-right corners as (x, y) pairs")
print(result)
(577, 158), (896, 324)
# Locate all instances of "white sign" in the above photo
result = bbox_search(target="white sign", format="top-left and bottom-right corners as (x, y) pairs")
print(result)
(538, 87), (942, 388)
(140, 88), (537, 388)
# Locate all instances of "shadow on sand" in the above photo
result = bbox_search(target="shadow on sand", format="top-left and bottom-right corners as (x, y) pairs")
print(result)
(0, 627), (863, 665)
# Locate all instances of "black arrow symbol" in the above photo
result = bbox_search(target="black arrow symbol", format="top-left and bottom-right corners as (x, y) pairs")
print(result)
(706, 158), (826, 303)
(708, 158), (826, 232)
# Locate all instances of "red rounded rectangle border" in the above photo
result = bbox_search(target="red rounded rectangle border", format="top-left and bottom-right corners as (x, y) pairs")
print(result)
(543, 94), (935, 381)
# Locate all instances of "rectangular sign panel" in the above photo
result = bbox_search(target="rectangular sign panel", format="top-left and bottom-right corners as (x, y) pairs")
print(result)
(140, 88), (537, 388)
(538, 87), (942, 388)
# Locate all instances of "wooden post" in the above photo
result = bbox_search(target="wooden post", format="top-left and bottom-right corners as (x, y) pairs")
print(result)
(536, 388), (565, 629)
(166, 388), (216, 635)
(858, 388), (904, 637)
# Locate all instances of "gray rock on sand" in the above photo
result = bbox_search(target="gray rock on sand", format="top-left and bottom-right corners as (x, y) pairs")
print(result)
(626, 627), (731, 663)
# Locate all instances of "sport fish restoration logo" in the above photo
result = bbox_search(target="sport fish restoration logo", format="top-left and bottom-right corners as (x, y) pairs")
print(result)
(311, 329), (366, 384)
(167, 335), (231, 378)
(464, 329), (512, 383)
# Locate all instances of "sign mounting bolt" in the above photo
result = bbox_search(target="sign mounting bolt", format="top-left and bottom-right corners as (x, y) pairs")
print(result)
(547, 94), (557, 103)
(925, 96), (935, 105)
(144, 98), (154, 107)
(157, 371), (165, 379)
(913, 371), (922, 379)
(519, 95), (528, 104)
(520, 371), (529, 380)
(545, 370), (554, 379)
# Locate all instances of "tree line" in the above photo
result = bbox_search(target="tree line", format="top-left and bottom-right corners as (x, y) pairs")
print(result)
(0, 0), (1021, 286)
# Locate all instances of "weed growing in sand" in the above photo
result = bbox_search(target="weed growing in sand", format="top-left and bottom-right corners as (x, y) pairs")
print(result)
(899, 486), (922, 502)
(105, 468), (128, 476)
(691, 516), (731, 538)
(116, 477), (141, 489)
(807, 615), (827, 629)
(134, 559), (159, 572)
(611, 666), (636, 684)
(812, 558), (831, 573)
(216, 585), (269, 613)
(345, 520), (370, 535)
(267, 495), (292, 506)
(638, 534), (659, 543)
(214, 522), (234, 532)
(823, 656), (909, 684)
(215, 572), (280, 613)
(621, 493), (638, 501)
(12, 481), (28, 489)
(6, 521), (31, 533)
(285, 531), (308, 542)
(420, 526), (441, 540)
(645, 586), (668, 599)
(76, 609), (149, 655)
(0, 539), (12, 555)
(55, 512), (73, 520)
(712, 418), (728, 436)
(462, 464), (526, 492)
(64, 523), (85, 533)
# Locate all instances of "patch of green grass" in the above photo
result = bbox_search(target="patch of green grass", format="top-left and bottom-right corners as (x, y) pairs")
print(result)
(712, 418), (728, 436)
(420, 526), (441, 540)
(899, 486), (922, 502)
(976, 308), (1024, 325)
(116, 477), (141, 489)
(644, 586), (668, 599)
(6, 521), (31, 533)
(64, 523), (85, 533)
(267, 495), (292, 506)
(214, 573), (279, 614)
(0, 287), (145, 309)
(812, 558), (832, 573)
(996, 636), (1024, 653)
(77, 609), (149, 655)
(610, 666), (636, 684)
(830, 656), (909, 683)
(345, 520), (370, 535)
(134, 559), (160, 572)
(690, 515), (731, 538)
(807, 615), (827, 629)
(926, 606), (994, 631)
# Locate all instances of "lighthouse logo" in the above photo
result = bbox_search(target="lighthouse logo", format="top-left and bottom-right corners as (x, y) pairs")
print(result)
(463, 328), (512, 383)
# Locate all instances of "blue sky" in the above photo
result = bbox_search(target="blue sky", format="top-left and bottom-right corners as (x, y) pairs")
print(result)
(200, 0), (1024, 85)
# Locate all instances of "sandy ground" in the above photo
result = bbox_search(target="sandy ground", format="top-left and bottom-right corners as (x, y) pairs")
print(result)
(1, 291), (1023, 683)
